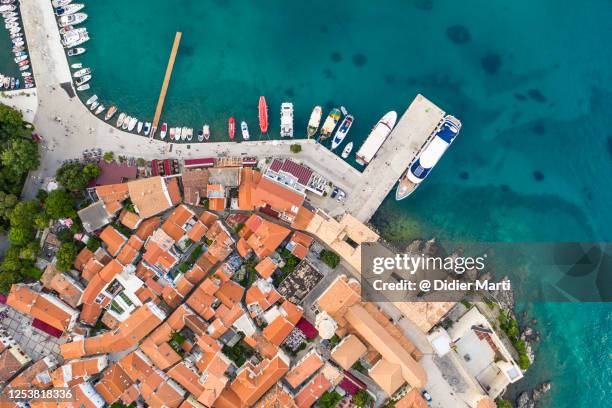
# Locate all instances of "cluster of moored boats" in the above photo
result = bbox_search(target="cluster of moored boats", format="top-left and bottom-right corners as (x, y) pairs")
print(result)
(1, 0), (34, 90)
(53, 0), (90, 90)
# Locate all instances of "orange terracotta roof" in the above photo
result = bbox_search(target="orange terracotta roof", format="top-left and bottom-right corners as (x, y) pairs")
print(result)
(136, 216), (161, 240)
(7, 285), (77, 332)
(99, 226), (127, 256)
(74, 248), (94, 271)
(330, 334), (367, 370)
(187, 221), (208, 242)
(245, 283), (281, 317)
(208, 197), (226, 211)
(285, 350), (324, 389)
(280, 300), (303, 325)
(236, 238), (251, 258)
(119, 210), (142, 230)
(105, 200), (123, 215)
(184, 264), (206, 285)
(395, 388), (431, 408)
(216, 280), (244, 307)
(181, 167), (209, 206)
(198, 211), (219, 227)
(167, 363), (204, 399)
(255, 257), (277, 279)
(262, 316), (294, 346)
(256, 384), (297, 408)
(294, 371), (331, 408)
(81, 258), (105, 282)
(96, 183), (129, 204)
(116, 243), (139, 265)
(117, 350), (155, 383)
(175, 275), (194, 297)
(79, 303), (103, 326)
(237, 167), (256, 211)
(223, 355), (289, 407)
(166, 177), (182, 205)
(47, 271), (83, 309)
(290, 206), (316, 230)
(143, 241), (179, 272)
(244, 215), (290, 259)
(252, 177), (304, 213)
(128, 176), (174, 218)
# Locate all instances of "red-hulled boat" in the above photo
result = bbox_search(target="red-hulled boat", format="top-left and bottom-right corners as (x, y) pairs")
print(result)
(258, 96), (268, 133)
(228, 117), (235, 140)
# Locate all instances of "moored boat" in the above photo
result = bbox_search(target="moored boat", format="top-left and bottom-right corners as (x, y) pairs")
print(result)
(89, 101), (99, 111)
(396, 115), (462, 200)
(331, 114), (354, 150)
(127, 117), (138, 132)
(203, 124), (210, 140)
(55, 3), (84, 16)
(52, 0), (73, 7)
(72, 67), (90, 78)
(121, 116), (131, 130)
(175, 127), (182, 141)
(319, 108), (341, 141)
(280, 102), (294, 138)
(241, 121), (250, 140)
(74, 74), (90, 86)
(197, 129), (203, 142)
(228, 117), (235, 140)
(95, 105), (105, 115)
(181, 126), (188, 141)
(116, 113), (126, 128)
(58, 12), (87, 27)
(85, 94), (97, 106)
(70, 62), (82, 69)
(67, 47), (85, 56)
(105, 106), (117, 121)
(341, 142), (353, 159)
(144, 122), (151, 136)
(355, 111), (397, 166)
(76, 83), (89, 91)
(258, 96), (268, 133)
(137, 121), (143, 134)
(160, 123), (167, 139)
(186, 128), (193, 141)
(307, 107), (322, 138)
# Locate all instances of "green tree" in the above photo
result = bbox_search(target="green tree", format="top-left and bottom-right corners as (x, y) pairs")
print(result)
(9, 200), (40, 229)
(1, 246), (23, 273)
(353, 390), (373, 408)
(0, 191), (18, 223)
(320, 250), (340, 268)
(34, 212), (50, 230)
(0, 103), (27, 141)
(44, 189), (76, 219)
(290, 143), (302, 153)
(496, 400), (513, 408)
(19, 242), (40, 261)
(103, 151), (114, 162)
(0, 269), (19, 293)
(7, 226), (33, 245)
(86, 236), (101, 251)
(56, 162), (99, 190)
(1, 138), (39, 176)
(319, 391), (342, 408)
(55, 242), (78, 271)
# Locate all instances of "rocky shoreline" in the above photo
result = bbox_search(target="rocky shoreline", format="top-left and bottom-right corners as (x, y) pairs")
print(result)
(515, 382), (553, 408)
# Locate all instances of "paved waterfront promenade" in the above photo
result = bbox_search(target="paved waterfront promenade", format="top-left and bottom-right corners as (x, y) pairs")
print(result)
(16, 0), (445, 223)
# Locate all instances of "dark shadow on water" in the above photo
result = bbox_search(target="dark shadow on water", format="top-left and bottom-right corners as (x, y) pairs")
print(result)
(446, 25), (471, 44)
(331, 52), (342, 63)
(352, 53), (367, 67)
(481, 53), (502, 75)
(528, 89), (547, 103)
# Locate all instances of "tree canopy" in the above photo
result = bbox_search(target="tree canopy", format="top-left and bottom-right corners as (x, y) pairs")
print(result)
(1, 138), (40, 176)
(44, 189), (76, 220)
(55, 242), (78, 271)
(56, 162), (100, 190)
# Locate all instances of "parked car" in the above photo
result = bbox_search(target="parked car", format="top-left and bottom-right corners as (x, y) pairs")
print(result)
(422, 390), (433, 405)
(330, 186), (339, 198)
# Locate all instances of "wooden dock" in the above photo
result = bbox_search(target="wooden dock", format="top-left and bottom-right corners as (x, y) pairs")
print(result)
(151, 32), (182, 137)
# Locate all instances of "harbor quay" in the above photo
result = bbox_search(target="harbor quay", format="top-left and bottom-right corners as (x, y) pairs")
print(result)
(15, 0), (445, 224)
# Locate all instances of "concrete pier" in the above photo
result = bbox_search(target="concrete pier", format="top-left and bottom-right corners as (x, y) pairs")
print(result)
(16, 0), (448, 225)
(151, 32), (182, 136)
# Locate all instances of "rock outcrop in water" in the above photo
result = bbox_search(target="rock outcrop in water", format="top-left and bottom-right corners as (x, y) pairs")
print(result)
(516, 382), (552, 408)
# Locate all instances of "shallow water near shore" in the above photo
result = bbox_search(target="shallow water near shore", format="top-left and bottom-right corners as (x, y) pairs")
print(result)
(6, 0), (612, 405)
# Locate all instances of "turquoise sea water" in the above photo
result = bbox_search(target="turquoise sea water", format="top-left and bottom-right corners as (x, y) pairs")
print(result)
(6, 0), (612, 406)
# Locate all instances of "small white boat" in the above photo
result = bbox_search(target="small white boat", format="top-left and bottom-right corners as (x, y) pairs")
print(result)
(203, 124), (210, 141)
(58, 12), (87, 27)
(197, 128), (204, 142)
(181, 126), (188, 141)
(105, 106), (117, 121)
(137, 121), (143, 134)
(116, 113), (126, 128)
(70, 62), (82, 69)
(241, 121), (250, 140)
(67, 47), (85, 56)
(128, 117), (138, 131)
(0, 5), (16, 12)
(186, 128), (193, 141)
(14, 55), (27, 63)
(280, 102), (294, 138)
(85, 94), (97, 106)
(331, 114), (354, 150)
(175, 127), (182, 141)
(75, 74), (91, 86)
(89, 101), (99, 111)
(55, 3), (84, 16)
(144, 122), (151, 136)
(168, 127), (175, 140)
(52, 0), (73, 7)
(95, 105), (105, 115)
(72, 67), (90, 78)
(76, 83), (89, 91)
(60, 26), (86, 36)
(341, 142), (353, 159)
(121, 116), (131, 130)
(160, 123), (167, 139)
